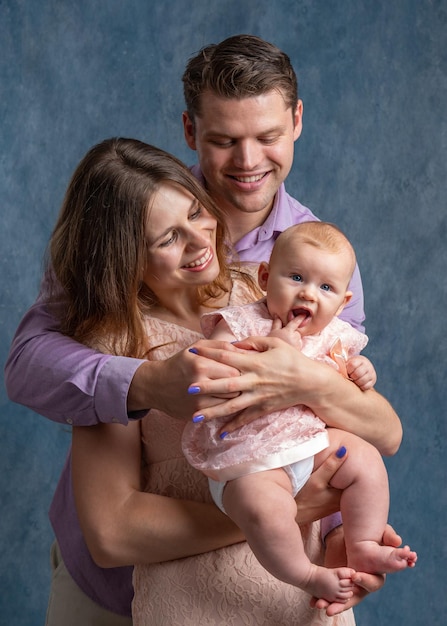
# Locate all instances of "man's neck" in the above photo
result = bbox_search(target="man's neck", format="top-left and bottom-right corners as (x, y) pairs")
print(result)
(225, 206), (273, 245)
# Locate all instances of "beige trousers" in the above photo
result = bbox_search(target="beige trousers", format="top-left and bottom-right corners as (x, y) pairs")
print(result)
(45, 541), (133, 626)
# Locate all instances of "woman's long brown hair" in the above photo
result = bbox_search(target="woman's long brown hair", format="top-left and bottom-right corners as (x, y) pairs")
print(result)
(47, 138), (234, 357)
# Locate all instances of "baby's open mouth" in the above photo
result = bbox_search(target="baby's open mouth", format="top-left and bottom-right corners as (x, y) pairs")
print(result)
(292, 308), (311, 319)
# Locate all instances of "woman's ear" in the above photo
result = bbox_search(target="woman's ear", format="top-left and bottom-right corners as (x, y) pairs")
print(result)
(258, 262), (270, 291)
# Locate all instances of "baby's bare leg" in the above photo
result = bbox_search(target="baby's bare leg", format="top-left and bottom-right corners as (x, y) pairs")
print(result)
(315, 430), (417, 574)
(222, 468), (355, 603)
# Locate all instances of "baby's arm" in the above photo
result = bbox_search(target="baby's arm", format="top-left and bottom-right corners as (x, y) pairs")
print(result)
(346, 355), (377, 391)
(210, 318), (238, 343)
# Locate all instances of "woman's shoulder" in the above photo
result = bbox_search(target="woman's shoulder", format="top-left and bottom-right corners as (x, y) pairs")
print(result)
(229, 263), (263, 306)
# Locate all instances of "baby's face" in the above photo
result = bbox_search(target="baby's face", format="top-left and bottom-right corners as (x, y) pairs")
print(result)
(264, 242), (352, 336)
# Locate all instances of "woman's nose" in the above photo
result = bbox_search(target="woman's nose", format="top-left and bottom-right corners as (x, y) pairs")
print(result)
(186, 226), (210, 249)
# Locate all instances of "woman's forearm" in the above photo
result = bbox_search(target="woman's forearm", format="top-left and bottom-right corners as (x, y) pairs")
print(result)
(303, 360), (402, 456)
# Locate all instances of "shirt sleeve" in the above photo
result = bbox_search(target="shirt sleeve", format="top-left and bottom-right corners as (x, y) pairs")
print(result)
(320, 512), (343, 543)
(4, 294), (146, 426)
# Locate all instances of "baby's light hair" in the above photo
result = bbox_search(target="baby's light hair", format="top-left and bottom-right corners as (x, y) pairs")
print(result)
(272, 222), (357, 279)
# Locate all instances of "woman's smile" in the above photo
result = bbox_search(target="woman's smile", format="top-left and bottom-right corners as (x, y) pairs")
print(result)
(183, 247), (214, 271)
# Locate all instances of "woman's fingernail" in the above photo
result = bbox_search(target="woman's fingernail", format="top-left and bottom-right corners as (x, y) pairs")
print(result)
(219, 431), (229, 439)
(336, 446), (347, 459)
(188, 386), (201, 394)
(192, 415), (205, 423)
(189, 347), (199, 354)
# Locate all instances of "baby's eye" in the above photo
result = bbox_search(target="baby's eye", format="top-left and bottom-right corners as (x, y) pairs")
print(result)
(320, 284), (331, 292)
(291, 274), (303, 282)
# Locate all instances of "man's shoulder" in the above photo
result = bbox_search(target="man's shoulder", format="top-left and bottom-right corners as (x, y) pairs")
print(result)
(281, 186), (320, 223)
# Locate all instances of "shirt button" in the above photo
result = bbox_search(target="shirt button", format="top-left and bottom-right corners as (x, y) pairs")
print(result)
(112, 417), (119, 423)
(66, 418), (73, 425)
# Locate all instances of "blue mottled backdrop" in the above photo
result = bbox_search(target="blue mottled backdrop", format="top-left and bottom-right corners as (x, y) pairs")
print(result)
(1, 1), (446, 624)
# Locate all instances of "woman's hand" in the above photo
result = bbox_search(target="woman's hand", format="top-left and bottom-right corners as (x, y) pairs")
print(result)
(186, 336), (402, 455)
(187, 336), (318, 425)
(295, 450), (346, 524)
(128, 342), (242, 416)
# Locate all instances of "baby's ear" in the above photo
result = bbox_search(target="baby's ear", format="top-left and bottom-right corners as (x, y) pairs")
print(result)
(258, 262), (270, 291)
(336, 291), (353, 316)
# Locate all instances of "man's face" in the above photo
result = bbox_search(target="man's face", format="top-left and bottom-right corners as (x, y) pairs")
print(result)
(183, 90), (303, 226)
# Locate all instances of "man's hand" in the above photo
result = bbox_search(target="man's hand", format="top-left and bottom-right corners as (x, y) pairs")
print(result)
(311, 524), (403, 615)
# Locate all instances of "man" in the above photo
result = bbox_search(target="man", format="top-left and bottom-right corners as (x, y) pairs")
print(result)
(5, 35), (401, 625)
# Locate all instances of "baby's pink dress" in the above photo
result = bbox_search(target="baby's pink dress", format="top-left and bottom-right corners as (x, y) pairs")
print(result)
(132, 281), (355, 626)
(182, 299), (368, 482)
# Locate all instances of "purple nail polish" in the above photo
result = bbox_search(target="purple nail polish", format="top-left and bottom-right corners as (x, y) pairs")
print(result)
(336, 446), (347, 459)
(192, 415), (205, 423)
(188, 386), (201, 394)
(219, 431), (229, 439)
(189, 347), (199, 354)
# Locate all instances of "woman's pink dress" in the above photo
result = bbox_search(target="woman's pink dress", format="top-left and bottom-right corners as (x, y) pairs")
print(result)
(132, 280), (356, 625)
(182, 298), (368, 482)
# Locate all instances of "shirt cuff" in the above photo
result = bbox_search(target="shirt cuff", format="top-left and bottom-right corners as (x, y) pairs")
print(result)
(95, 356), (147, 425)
(320, 512), (343, 544)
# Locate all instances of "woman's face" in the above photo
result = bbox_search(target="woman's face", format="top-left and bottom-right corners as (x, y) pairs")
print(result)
(142, 183), (220, 300)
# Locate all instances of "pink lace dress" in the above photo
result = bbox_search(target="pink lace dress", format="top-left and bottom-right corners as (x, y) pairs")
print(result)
(182, 299), (368, 482)
(132, 280), (356, 626)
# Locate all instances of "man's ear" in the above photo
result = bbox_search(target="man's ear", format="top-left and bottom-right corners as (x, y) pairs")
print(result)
(293, 99), (304, 141)
(258, 262), (270, 291)
(182, 111), (196, 150)
(336, 291), (353, 317)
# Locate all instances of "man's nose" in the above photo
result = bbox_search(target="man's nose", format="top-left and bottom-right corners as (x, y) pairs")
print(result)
(233, 140), (261, 170)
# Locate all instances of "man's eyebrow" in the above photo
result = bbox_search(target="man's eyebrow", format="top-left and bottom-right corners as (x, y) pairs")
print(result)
(204, 124), (286, 139)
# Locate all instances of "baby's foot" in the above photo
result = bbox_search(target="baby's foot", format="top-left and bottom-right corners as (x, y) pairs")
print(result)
(304, 565), (356, 605)
(349, 542), (417, 574)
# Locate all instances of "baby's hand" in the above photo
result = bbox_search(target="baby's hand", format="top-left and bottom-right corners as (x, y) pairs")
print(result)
(268, 316), (303, 349)
(347, 355), (377, 391)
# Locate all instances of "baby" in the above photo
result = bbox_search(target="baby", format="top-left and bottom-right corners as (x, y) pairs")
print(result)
(183, 222), (416, 609)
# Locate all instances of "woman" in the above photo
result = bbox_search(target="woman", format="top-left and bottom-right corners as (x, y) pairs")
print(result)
(46, 138), (400, 625)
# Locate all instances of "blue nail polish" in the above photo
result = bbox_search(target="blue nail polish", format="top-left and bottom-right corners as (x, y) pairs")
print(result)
(188, 386), (201, 394)
(192, 415), (205, 423)
(336, 446), (347, 459)
(189, 347), (199, 354)
(219, 431), (229, 439)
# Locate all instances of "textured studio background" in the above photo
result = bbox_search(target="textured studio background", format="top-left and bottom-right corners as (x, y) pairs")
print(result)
(1, 1), (446, 624)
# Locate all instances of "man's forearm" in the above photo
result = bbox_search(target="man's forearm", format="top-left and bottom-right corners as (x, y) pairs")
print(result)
(72, 422), (244, 568)
(5, 299), (142, 426)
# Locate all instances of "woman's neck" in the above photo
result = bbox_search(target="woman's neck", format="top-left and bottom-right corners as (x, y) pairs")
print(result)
(149, 286), (230, 332)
